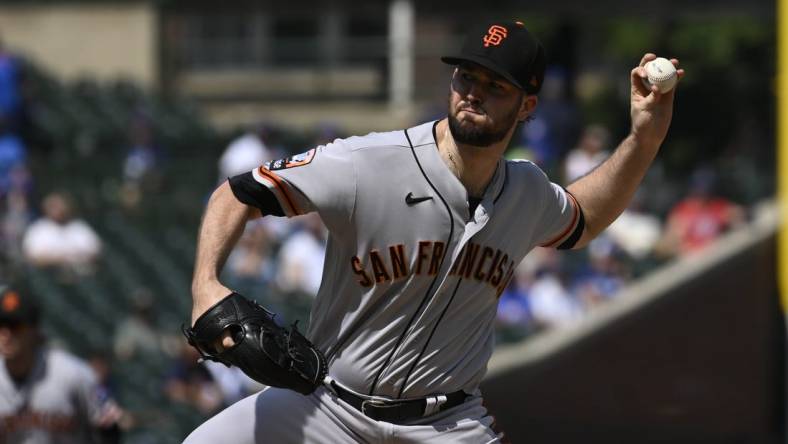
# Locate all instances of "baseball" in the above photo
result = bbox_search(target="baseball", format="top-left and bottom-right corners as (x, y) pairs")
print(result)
(642, 57), (678, 93)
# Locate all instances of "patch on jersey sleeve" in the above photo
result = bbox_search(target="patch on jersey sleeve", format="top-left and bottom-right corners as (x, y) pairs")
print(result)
(264, 148), (316, 171)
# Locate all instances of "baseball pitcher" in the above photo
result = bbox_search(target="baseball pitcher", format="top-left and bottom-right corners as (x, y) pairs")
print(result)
(183, 19), (683, 443)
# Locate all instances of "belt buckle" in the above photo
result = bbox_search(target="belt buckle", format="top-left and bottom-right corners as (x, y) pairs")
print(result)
(423, 394), (448, 417)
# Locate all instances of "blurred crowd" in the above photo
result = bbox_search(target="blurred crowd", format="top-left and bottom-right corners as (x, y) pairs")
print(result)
(0, 38), (34, 275)
(0, 38), (762, 441)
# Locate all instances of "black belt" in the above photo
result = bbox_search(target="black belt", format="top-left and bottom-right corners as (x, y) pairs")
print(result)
(329, 382), (467, 424)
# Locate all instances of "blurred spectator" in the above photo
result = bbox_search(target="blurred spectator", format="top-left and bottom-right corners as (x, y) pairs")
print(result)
(496, 258), (537, 340)
(123, 115), (161, 184)
(275, 213), (327, 298)
(0, 38), (23, 132)
(88, 351), (135, 433)
(218, 125), (274, 183)
(517, 67), (581, 171)
(201, 361), (264, 407)
(114, 288), (175, 361)
(0, 115), (27, 197)
(655, 167), (746, 258)
(0, 284), (124, 442)
(605, 190), (662, 261)
(1, 188), (33, 268)
(526, 249), (581, 328)
(225, 221), (276, 296)
(496, 284), (532, 329)
(164, 344), (223, 416)
(563, 124), (611, 183)
(22, 192), (102, 275)
(0, 113), (32, 269)
(311, 122), (342, 147)
(88, 352), (117, 403)
(571, 237), (628, 309)
(120, 114), (164, 210)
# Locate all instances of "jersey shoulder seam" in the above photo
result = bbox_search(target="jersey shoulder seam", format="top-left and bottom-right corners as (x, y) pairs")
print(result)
(346, 143), (413, 153)
(339, 130), (411, 153)
(347, 139), (434, 152)
(339, 126), (435, 152)
(504, 158), (546, 181)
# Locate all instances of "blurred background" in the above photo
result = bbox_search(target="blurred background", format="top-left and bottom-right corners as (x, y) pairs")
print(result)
(0, 0), (780, 443)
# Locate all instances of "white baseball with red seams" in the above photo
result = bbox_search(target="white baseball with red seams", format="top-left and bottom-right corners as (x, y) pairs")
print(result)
(642, 57), (678, 93)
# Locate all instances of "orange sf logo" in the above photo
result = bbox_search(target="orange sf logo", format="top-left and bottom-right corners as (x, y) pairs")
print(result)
(2, 292), (20, 313)
(483, 25), (508, 47)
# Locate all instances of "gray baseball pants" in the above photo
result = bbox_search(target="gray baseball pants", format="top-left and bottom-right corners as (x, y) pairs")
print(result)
(183, 385), (503, 443)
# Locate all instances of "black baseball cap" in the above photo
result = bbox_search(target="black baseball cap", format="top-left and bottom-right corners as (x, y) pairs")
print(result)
(0, 285), (40, 325)
(442, 20), (546, 94)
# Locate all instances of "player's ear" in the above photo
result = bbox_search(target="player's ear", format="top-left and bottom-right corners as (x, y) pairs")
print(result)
(518, 94), (538, 122)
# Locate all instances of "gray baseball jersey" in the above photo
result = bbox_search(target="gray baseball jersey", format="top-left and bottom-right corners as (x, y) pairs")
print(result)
(0, 347), (109, 444)
(247, 120), (580, 399)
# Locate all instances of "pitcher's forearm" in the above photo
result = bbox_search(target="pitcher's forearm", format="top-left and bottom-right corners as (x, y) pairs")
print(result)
(191, 181), (257, 302)
(567, 133), (660, 243)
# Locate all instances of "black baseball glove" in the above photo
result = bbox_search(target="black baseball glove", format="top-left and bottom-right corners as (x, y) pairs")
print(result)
(182, 292), (327, 395)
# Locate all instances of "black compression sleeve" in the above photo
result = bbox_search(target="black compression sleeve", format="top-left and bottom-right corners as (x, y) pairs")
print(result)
(228, 172), (285, 217)
(556, 201), (585, 250)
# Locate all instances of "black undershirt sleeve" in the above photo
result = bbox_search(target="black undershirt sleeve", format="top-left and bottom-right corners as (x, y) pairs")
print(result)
(228, 172), (285, 217)
(556, 194), (585, 250)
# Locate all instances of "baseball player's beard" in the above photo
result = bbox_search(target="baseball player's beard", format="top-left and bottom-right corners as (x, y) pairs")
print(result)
(447, 98), (521, 148)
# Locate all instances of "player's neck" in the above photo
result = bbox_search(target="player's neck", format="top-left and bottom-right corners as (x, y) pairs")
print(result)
(435, 119), (510, 198)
